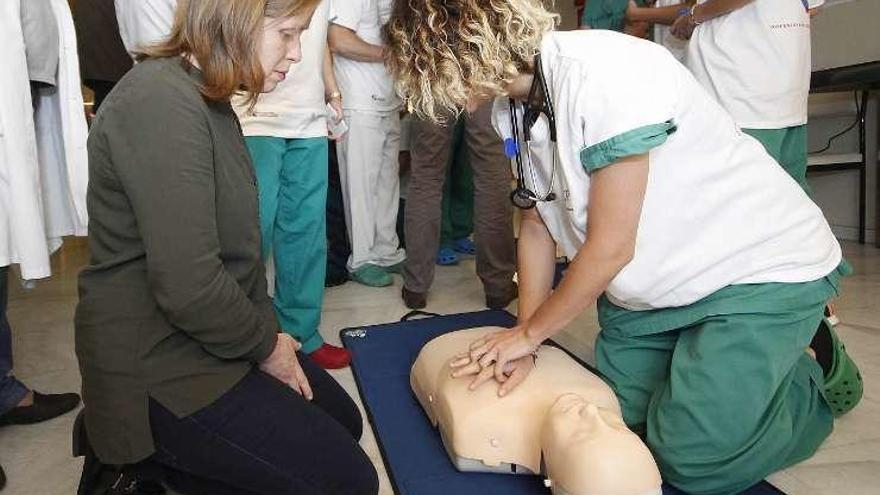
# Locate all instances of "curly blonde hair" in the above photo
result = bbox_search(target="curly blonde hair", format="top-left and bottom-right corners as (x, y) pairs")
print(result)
(384, 0), (558, 122)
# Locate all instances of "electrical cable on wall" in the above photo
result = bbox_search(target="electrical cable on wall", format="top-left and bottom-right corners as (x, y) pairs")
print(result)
(809, 91), (861, 155)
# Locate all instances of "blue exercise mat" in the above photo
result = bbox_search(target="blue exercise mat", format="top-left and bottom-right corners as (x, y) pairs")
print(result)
(340, 310), (784, 495)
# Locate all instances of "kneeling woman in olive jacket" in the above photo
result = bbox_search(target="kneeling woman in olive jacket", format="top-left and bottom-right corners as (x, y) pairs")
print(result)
(75, 1), (377, 493)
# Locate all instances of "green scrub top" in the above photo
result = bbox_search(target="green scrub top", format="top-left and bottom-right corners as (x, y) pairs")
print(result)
(581, 0), (648, 31)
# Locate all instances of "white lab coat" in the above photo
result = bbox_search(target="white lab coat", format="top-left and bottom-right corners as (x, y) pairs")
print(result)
(0, 0), (88, 280)
(36, 0), (89, 245)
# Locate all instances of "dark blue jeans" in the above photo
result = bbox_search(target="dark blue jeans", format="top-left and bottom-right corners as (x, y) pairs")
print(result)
(0, 266), (29, 415)
(149, 355), (378, 495)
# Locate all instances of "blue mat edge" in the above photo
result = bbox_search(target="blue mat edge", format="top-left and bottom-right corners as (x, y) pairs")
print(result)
(339, 310), (786, 495)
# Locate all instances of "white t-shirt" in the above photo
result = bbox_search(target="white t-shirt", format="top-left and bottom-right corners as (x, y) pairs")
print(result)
(329, 0), (400, 112)
(493, 30), (840, 311)
(686, 0), (812, 129)
(114, 0), (177, 57)
(653, 0), (689, 63)
(235, 1), (330, 139)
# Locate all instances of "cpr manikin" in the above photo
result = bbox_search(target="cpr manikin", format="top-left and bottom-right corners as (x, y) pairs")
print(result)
(411, 327), (662, 495)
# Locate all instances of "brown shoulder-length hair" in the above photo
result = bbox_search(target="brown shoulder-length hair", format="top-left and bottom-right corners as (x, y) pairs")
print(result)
(144, 0), (319, 105)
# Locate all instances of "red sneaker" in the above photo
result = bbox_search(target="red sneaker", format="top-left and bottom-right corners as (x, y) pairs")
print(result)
(308, 343), (351, 369)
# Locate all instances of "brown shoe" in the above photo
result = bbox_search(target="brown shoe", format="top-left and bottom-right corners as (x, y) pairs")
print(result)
(402, 286), (427, 310)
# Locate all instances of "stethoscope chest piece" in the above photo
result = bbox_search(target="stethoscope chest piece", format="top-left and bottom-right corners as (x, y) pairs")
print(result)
(510, 188), (537, 210)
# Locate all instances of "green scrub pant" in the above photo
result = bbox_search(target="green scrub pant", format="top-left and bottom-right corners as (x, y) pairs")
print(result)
(245, 136), (328, 354)
(595, 266), (847, 495)
(744, 125), (810, 195)
(440, 119), (474, 246)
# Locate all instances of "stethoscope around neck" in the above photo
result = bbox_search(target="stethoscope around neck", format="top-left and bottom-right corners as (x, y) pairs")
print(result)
(506, 53), (559, 210)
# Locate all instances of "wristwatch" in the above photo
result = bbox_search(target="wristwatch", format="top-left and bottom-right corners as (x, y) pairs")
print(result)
(690, 4), (703, 25)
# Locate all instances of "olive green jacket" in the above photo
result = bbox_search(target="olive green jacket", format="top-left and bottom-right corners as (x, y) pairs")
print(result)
(75, 57), (278, 464)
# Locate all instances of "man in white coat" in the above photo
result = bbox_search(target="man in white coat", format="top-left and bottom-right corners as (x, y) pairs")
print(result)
(0, 1), (88, 487)
(329, 0), (406, 287)
(673, 0), (823, 192)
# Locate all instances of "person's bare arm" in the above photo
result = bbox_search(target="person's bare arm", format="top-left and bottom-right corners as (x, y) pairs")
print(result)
(452, 154), (650, 394)
(691, 0), (754, 23)
(328, 24), (383, 63)
(671, 0), (753, 39)
(627, 0), (695, 25)
(323, 45), (343, 119)
(523, 153), (649, 343)
(516, 208), (558, 323)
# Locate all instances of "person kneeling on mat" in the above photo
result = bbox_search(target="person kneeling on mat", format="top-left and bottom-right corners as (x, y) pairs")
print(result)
(74, 1), (377, 493)
(383, 1), (863, 493)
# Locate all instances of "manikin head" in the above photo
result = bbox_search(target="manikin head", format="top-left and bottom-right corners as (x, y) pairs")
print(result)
(542, 394), (662, 495)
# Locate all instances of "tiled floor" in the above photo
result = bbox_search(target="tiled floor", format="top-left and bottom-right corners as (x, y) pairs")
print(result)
(1, 239), (878, 494)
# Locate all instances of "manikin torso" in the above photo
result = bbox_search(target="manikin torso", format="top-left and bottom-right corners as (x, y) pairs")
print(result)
(411, 327), (662, 495)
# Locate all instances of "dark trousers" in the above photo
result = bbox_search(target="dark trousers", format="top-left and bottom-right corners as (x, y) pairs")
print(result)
(404, 102), (516, 296)
(326, 144), (351, 279)
(149, 356), (378, 495)
(440, 119), (474, 246)
(0, 266), (29, 415)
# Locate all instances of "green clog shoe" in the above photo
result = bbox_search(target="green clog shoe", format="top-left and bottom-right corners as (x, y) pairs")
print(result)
(384, 260), (407, 274)
(819, 318), (864, 417)
(351, 264), (393, 287)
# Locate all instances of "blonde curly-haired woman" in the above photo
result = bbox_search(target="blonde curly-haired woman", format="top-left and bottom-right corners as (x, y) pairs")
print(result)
(384, 0), (861, 493)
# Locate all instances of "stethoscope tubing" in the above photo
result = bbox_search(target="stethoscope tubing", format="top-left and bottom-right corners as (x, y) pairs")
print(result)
(508, 53), (558, 210)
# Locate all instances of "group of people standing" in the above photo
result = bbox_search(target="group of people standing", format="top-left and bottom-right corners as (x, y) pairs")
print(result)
(100, 0), (519, 371)
(71, 0), (514, 493)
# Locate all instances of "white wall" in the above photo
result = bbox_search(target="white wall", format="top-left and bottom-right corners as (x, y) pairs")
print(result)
(808, 0), (880, 244)
(808, 94), (878, 244)
(811, 0), (880, 71)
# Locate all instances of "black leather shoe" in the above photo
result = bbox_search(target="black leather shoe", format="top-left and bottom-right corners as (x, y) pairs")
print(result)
(0, 391), (80, 426)
(402, 286), (427, 310)
(82, 469), (166, 495)
(75, 410), (166, 495)
(107, 473), (166, 495)
(486, 282), (518, 310)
